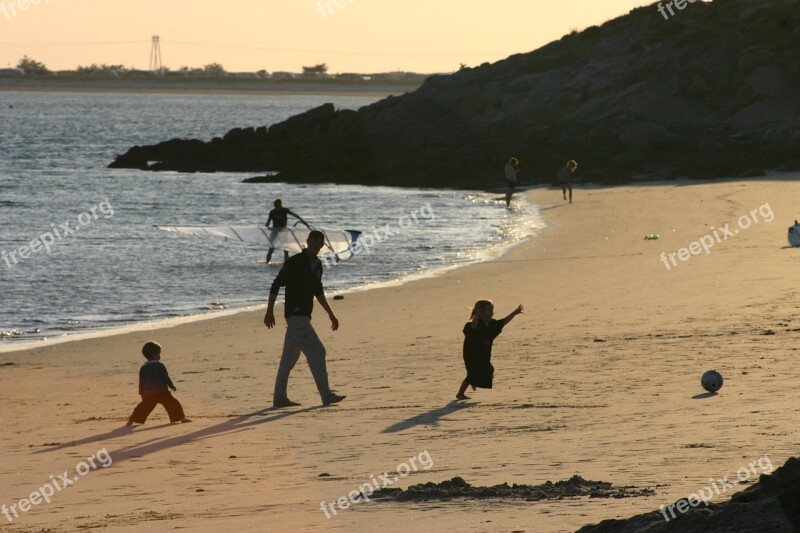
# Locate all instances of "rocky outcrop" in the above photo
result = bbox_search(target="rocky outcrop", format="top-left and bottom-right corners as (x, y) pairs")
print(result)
(371, 475), (654, 502)
(110, 0), (800, 187)
(577, 457), (800, 532)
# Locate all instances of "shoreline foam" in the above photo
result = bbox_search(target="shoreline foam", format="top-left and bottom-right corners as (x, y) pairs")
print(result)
(0, 191), (544, 353)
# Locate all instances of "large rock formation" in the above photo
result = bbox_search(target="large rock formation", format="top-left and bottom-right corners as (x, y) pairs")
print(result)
(577, 456), (800, 532)
(110, 0), (800, 187)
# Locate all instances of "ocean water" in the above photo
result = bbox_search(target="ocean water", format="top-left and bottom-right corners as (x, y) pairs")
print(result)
(0, 91), (544, 347)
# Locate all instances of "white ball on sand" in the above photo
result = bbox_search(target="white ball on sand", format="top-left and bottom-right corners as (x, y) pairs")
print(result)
(701, 370), (724, 393)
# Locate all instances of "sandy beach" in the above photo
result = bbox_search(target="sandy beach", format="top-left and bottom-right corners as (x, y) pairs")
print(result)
(1, 177), (798, 532)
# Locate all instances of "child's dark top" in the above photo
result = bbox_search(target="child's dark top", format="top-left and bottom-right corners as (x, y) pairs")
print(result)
(462, 319), (505, 389)
(139, 360), (176, 396)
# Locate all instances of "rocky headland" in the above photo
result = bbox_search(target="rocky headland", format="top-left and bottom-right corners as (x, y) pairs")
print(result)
(109, 0), (800, 187)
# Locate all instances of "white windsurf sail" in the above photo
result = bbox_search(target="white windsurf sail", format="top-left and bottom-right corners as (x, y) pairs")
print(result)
(155, 225), (361, 261)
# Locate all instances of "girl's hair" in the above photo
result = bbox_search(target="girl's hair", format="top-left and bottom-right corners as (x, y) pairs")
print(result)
(508, 157), (519, 166)
(567, 160), (578, 169)
(470, 300), (493, 319)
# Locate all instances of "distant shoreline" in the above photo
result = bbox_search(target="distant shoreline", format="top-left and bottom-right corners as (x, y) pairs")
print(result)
(0, 77), (423, 97)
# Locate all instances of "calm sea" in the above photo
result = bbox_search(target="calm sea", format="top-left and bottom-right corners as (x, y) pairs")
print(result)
(0, 91), (544, 347)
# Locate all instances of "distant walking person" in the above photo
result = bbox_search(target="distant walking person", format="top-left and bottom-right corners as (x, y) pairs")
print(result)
(504, 157), (519, 208)
(557, 160), (578, 204)
(264, 230), (346, 408)
(266, 198), (310, 263)
(127, 342), (191, 425)
(456, 300), (524, 400)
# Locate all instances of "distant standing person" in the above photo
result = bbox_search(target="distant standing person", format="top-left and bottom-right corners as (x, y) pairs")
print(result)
(557, 160), (578, 204)
(456, 301), (524, 400)
(127, 341), (191, 425)
(264, 230), (346, 408)
(504, 157), (519, 208)
(266, 198), (310, 263)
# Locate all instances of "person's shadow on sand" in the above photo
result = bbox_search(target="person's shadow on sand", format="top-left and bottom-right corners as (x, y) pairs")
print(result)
(32, 424), (171, 454)
(537, 204), (568, 212)
(103, 406), (323, 466)
(381, 400), (476, 434)
(36, 406), (321, 464)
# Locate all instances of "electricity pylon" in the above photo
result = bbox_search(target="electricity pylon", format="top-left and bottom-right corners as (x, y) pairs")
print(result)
(149, 35), (164, 74)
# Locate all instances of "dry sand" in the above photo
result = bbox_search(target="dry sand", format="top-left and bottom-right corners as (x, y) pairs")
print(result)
(1, 177), (799, 532)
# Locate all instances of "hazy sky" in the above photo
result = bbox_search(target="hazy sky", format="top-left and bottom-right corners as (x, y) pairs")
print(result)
(1, 0), (657, 73)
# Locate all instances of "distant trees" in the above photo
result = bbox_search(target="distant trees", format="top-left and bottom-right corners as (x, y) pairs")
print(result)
(76, 63), (126, 74)
(203, 63), (226, 76)
(16, 55), (48, 74)
(302, 63), (328, 74)
(178, 66), (205, 75)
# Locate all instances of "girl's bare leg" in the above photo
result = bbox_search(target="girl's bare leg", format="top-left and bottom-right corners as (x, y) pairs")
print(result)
(456, 378), (471, 400)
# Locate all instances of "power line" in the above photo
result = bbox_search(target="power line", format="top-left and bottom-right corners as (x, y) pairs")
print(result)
(0, 39), (503, 57)
(163, 40), (503, 57)
(0, 41), (148, 47)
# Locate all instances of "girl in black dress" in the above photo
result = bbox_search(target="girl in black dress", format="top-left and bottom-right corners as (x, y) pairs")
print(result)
(456, 300), (524, 400)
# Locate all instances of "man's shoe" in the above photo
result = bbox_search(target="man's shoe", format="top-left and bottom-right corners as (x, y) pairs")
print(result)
(273, 399), (301, 408)
(323, 393), (346, 406)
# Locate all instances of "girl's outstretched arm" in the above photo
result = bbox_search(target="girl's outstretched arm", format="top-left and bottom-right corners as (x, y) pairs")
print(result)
(502, 305), (524, 326)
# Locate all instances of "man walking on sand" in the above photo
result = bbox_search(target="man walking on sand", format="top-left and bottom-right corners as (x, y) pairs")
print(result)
(264, 230), (345, 408)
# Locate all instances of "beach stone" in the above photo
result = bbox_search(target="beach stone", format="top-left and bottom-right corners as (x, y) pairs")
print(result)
(577, 457), (800, 532)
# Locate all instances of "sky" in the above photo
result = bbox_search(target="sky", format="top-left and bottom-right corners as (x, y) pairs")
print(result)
(0, 0), (658, 74)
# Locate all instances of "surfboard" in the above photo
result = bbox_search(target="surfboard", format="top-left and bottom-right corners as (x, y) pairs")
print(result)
(155, 225), (361, 260)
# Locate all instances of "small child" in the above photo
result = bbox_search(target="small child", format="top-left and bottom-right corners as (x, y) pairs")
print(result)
(127, 341), (191, 425)
(456, 301), (523, 400)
